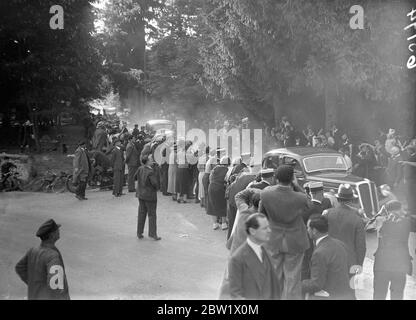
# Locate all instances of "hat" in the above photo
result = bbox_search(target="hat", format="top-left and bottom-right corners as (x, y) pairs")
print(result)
(220, 156), (231, 165)
(77, 140), (86, 147)
(391, 146), (400, 155)
(309, 181), (324, 192)
(275, 165), (294, 183)
(260, 168), (274, 178)
(232, 157), (242, 166)
(36, 219), (61, 238)
(335, 184), (358, 200)
(385, 200), (402, 212)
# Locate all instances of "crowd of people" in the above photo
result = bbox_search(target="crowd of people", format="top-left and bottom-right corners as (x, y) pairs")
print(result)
(11, 108), (416, 300)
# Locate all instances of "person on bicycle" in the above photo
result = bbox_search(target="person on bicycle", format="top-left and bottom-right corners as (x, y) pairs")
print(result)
(1, 157), (18, 189)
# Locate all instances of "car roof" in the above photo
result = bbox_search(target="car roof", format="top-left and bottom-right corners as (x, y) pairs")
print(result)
(146, 119), (173, 125)
(264, 147), (341, 158)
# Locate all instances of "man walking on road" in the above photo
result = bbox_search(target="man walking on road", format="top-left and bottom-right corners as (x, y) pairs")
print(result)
(15, 219), (70, 300)
(136, 154), (161, 241)
(323, 184), (366, 299)
(259, 165), (311, 300)
(111, 139), (125, 197)
(72, 140), (90, 200)
(126, 135), (141, 192)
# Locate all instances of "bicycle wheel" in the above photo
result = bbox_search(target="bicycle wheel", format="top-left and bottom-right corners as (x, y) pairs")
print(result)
(52, 178), (66, 193)
(66, 175), (76, 193)
(27, 177), (44, 192)
(42, 182), (52, 193)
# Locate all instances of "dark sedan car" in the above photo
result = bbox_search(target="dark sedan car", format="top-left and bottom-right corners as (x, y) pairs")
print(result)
(261, 147), (381, 220)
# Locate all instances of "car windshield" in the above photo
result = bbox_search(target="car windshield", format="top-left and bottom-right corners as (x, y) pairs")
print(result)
(150, 122), (173, 131)
(302, 155), (347, 173)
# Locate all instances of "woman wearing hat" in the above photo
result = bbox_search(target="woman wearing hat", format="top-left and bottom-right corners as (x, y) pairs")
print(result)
(207, 156), (230, 230)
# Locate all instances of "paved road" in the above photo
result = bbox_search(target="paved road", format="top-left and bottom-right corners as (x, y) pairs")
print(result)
(1, 190), (415, 300)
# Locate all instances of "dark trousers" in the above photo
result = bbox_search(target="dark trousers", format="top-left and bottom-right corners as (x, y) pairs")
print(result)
(113, 169), (124, 195)
(406, 181), (416, 215)
(373, 270), (406, 300)
(226, 204), (237, 240)
(75, 179), (87, 198)
(137, 199), (157, 237)
(160, 163), (169, 194)
(127, 165), (138, 192)
(301, 239), (314, 281)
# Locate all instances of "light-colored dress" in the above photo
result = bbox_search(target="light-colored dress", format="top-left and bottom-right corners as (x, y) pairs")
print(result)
(167, 148), (177, 194)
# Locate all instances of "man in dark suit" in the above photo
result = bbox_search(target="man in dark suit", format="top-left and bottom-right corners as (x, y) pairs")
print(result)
(15, 219), (70, 300)
(72, 140), (90, 200)
(228, 213), (280, 300)
(111, 140), (125, 197)
(302, 215), (353, 300)
(301, 181), (332, 280)
(259, 165), (311, 300)
(323, 184), (366, 298)
(136, 154), (161, 240)
(225, 170), (256, 240)
(125, 135), (141, 192)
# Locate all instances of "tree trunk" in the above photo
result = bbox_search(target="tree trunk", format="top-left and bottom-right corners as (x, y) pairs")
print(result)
(324, 79), (337, 131)
(30, 112), (41, 152)
(272, 92), (284, 128)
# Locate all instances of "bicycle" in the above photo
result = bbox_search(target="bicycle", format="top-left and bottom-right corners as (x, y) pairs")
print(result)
(1, 168), (23, 192)
(25, 170), (69, 193)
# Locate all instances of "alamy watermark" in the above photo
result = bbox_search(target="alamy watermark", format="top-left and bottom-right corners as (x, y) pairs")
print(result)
(152, 120), (263, 166)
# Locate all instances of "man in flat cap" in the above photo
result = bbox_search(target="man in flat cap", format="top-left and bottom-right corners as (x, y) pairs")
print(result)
(15, 219), (70, 300)
(259, 165), (311, 299)
(73, 140), (91, 200)
(247, 168), (275, 190)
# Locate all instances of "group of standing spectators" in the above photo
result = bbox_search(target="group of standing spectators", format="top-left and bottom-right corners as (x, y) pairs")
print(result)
(218, 161), (414, 300)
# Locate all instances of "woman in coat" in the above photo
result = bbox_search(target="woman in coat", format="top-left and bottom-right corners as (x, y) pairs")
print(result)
(202, 149), (218, 214)
(207, 156), (230, 230)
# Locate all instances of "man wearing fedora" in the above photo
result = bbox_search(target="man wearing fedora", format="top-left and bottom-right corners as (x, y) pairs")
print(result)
(15, 219), (70, 300)
(323, 184), (366, 298)
(73, 140), (91, 200)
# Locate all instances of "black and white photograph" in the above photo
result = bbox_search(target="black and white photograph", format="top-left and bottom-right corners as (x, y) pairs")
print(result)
(1, 0), (416, 304)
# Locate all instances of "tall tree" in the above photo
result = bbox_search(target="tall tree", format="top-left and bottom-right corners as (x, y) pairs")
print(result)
(98, 0), (165, 115)
(0, 0), (102, 149)
(200, 0), (415, 132)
